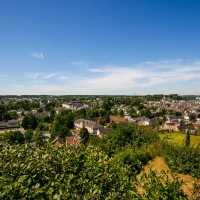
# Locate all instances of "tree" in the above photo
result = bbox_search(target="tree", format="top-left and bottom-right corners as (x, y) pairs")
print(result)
(189, 113), (196, 122)
(21, 116), (29, 130)
(42, 115), (50, 123)
(49, 109), (56, 123)
(98, 108), (107, 117)
(105, 112), (110, 123)
(28, 114), (38, 130)
(36, 122), (48, 132)
(33, 131), (45, 146)
(79, 127), (90, 145)
(130, 98), (143, 107)
(2, 112), (11, 122)
(119, 109), (124, 117)
(113, 108), (118, 116)
(102, 98), (112, 111)
(175, 111), (182, 117)
(50, 113), (73, 140)
(4, 131), (25, 144)
(185, 130), (190, 147)
(24, 129), (34, 143)
(10, 111), (17, 119)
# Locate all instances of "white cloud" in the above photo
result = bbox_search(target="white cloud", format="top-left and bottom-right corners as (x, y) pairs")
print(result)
(42, 73), (58, 79)
(89, 68), (104, 73)
(58, 76), (70, 80)
(17, 59), (200, 95)
(31, 52), (44, 59)
(78, 60), (200, 93)
(24, 73), (40, 79)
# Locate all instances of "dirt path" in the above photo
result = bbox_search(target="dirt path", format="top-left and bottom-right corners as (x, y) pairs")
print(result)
(137, 156), (198, 199)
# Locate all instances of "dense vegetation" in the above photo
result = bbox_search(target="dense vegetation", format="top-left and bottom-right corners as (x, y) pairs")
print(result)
(161, 142), (200, 178)
(0, 141), (189, 199)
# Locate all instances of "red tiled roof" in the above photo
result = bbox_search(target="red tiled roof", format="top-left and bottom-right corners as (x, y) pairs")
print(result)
(66, 136), (81, 147)
(109, 116), (127, 123)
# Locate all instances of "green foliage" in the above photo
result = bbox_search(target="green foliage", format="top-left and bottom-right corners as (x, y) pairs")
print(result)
(185, 130), (190, 147)
(102, 98), (112, 111)
(45, 102), (56, 111)
(74, 108), (86, 119)
(9, 111), (18, 119)
(79, 127), (90, 145)
(130, 98), (143, 107)
(119, 109), (124, 117)
(105, 123), (159, 153)
(50, 113), (74, 140)
(24, 129), (34, 143)
(140, 169), (187, 199)
(0, 140), (192, 199)
(89, 136), (109, 152)
(3, 131), (25, 144)
(36, 122), (49, 132)
(161, 142), (200, 178)
(86, 108), (99, 118)
(189, 113), (197, 121)
(33, 131), (45, 147)
(21, 113), (38, 130)
(175, 111), (182, 117)
(115, 147), (152, 173)
(21, 116), (29, 129)
(2, 112), (11, 122)
(42, 115), (50, 123)
(0, 143), (139, 199)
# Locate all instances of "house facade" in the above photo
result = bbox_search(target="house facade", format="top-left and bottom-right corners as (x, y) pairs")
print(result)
(74, 119), (104, 136)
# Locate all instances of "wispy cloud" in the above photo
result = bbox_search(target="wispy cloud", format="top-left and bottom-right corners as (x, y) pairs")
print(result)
(24, 73), (40, 79)
(80, 60), (200, 93)
(19, 59), (200, 95)
(42, 73), (58, 79)
(58, 76), (70, 80)
(89, 68), (104, 73)
(31, 52), (44, 59)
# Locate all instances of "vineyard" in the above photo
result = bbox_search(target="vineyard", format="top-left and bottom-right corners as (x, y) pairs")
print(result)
(0, 123), (200, 199)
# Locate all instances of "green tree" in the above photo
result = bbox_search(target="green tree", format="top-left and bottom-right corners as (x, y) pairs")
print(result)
(21, 116), (29, 130)
(175, 111), (182, 117)
(28, 114), (38, 130)
(113, 108), (118, 116)
(189, 113), (196, 121)
(185, 130), (190, 147)
(102, 98), (112, 111)
(33, 131), (45, 146)
(105, 111), (110, 123)
(119, 109), (124, 117)
(50, 113), (73, 140)
(79, 127), (90, 145)
(4, 131), (25, 144)
(2, 112), (11, 122)
(24, 129), (34, 143)
(42, 115), (50, 123)
(98, 108), (107, 117)
(10, 111), (17, 119)
(36, 122), (48, 132)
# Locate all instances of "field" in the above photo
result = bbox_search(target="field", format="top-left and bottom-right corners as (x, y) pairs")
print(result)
(159, 132), (200, 146)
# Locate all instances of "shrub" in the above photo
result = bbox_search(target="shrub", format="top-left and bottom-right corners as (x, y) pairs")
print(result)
(161, 142), (200, 178)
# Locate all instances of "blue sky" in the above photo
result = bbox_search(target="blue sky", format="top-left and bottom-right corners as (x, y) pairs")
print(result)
(1, 0), (200, 95)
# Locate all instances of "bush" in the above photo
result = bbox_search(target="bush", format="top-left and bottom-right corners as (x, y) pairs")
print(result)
(115, 147), (152, 174)
(161, 142), (200, 178)
(139, 169), (187, 199)
(0, 142), (190, 199)
(0, 142), (139, 199)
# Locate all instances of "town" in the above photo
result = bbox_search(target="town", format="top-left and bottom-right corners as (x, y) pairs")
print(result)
(1, 94), (200, 147)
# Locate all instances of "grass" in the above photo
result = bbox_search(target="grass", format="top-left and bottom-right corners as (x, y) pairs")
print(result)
(159, 132), (200, 147)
